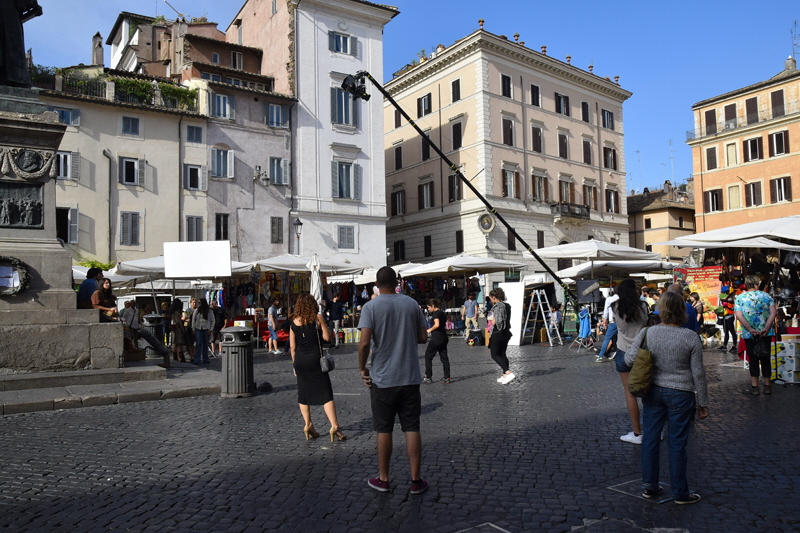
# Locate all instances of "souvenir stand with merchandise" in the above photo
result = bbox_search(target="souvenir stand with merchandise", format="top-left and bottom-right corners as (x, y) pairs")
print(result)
(396, 275), (484, 337)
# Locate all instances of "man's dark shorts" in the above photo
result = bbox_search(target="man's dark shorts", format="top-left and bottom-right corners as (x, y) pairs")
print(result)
(370, 384), (421, 433)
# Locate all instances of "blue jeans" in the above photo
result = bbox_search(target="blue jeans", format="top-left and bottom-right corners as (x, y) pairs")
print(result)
(641, 385), (695, 499)
(597, 322), (617, 357)
(194, 329), (210, 363)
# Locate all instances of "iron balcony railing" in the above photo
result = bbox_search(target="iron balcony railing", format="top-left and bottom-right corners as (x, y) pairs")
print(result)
(550, 202), (590, 219)
(687, 102), (797, 141)
(63, 78), (107, 98)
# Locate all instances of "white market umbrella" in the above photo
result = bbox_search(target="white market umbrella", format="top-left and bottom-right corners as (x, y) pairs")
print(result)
(673, 215), (800, 243)
(306, 253), (323, 305)
(250, 254), (362, 274)
(71, 266), (141, 288)
(655, 236), (800, 251)
(328, 262), (423, 285)
(527, 240), (661, 261)
(115, 256), (252, 276)
(400, 254), (526, 277)
(556, 260), (680, 280)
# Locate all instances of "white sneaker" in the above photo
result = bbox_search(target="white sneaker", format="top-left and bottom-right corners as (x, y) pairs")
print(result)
(620, 431), (643, 444)
(496, 375), (506, 382)
(499, 373), (516, 384)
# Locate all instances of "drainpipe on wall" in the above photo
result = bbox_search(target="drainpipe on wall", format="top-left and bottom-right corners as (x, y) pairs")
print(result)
(102, 148), (114, 262)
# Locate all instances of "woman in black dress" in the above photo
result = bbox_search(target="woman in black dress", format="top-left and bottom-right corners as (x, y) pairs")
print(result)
(422, 299), (450, 383)
(291, 293), (347, 442)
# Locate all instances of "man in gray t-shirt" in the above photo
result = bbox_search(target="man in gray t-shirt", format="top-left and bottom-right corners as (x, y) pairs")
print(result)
(358, 266), (429, 495)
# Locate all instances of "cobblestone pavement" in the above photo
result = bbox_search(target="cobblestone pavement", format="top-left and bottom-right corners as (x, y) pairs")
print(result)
(0, 338), (798, 532)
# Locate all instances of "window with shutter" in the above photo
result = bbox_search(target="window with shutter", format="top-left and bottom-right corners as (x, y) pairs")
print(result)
(122, 116), (140, 136)
(502, 118), (514, 146)
(501, 74), (512, 98)
(745, 97), (758, 125)
(394, 109), (401, 129)
(216, 214), (229, 241)
(448, 175), (461, 202)
(268, 104), (290, 128)
(338, 226), (355, 249)
(555, 93), (570, 116)
(231, 51), (243, 70)
(507, 230), (516, 251)
(455, 230), (464, 253)
(119, 157), (139, 185)
(582, 140), (591, 165)
(419, 182), (434, 209)
(451, 79), (461, 102)
(558, 133), (568, 159)
(68, 207), (79, 243)
(728, 185), (741, 209)
(331, 88), (357, 126)
(771, 177), (792, 202)
(416, 93), (432, 117)
(187, 125), (202, 143)
(186, 216), (203, 241)
(602, 109), (615, 130)
(724, 103), (736, 129)
(328, 31), (355, 54)
(424, 235), (432, 257)
(184, 164), (202, 190)
(531, 126), (542, 153)
(393, 240), (405, 261)
(270, 216), (283, 243)
(421, 130), (431, 160)
(531, 84), (540, 107)
(704, 109), (717, 135)
(120, 212), (140, 246)
(394, 145), (402, 170)
(581, 102), (590, 123)
(771, 90), (785, 118)
(452, 122), (463, 150)
(769, 130), (789, 156)
(55, 151), (71, 179)
(706, 147), (717, 170)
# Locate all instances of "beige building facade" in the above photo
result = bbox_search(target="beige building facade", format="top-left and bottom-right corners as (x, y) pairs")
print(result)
(687, 57), (799, 233)
(627, 180), (695, 260)
(384, 29), (632, 274)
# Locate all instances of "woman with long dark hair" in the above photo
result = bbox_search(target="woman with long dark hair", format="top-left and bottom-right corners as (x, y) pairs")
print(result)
(191, 298), (215, 364)
(613, 278), (650, 444)
(91, 278), (118, 320)
(169, 299), (187, 362)
(625, 291), (708, 504)
(422, 298), (450, 384)
(488, 288), (515, 384)
(291, 293), (346, 442)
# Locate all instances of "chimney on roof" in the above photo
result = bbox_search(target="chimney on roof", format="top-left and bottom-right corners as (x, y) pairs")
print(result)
(643, 187), (650, 197)
(663, 180), (672, 198)
(92, 32), (104, 66)
(786, 56), (796, 72)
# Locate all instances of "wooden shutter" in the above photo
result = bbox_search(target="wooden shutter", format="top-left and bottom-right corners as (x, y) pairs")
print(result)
(614, 191), (620, 213)
(724, 103), (736, 125)
(569, 182), (575, 203)
(757, 137), (764, 159)
(138, 158), (146, 187)
(328, 31), (335, 51)
(532, 127), (541, 152)
(118, 158), (124, 183)
(786, 178), (793, 201)
(429, 182), (434, 208)
(227, 151), (235, 178)
(583, 140), (591, 164)
(417, 97), (423, 118)
(70, 152), (81, 180)
(330, 88), (338, 123)
(704, 109), (717, 135)
(786, 130), (791, 154)
(743, 140), (750, 162)
(771, 90), (784, 116)
(349, 36), (358, 56)
(515, 172), (521, 199)
(332, 161), (339, 197)
(201, 166), (208, 191)
(353, 164), (361, 200)
(706, 147), (717, 170)
(352, 97), (359, 127)
(281, 159), (289, 185)
(537, 230), (544, 249)
(612, 149), (618, 170)
(554, 92), (561, 114)
(745, 184), (752, 207)
(228, 95), (235, 120)
(68, 207), (79, 243)
(769, 134), (775, 157)
(770, 179), (777, 204)
(453, 122), (462, 150)
(71, 109), (81, 127)
(581, 102), (589, 122)
(130, 213), (140, 245)
(183, 164), (190, 189)
(394, 109), (401, 128)
(754, 183), (762, 205)
(703, 191), (710, 213)
(210, 148), (218, 176)
(281, 105), (289, 128)
(391, 192), (398, 216)
(531, 84), (539, 106)
(418, 184), (424, 210)
(745, 97), (758, 124)
(563, 95), (570, 116)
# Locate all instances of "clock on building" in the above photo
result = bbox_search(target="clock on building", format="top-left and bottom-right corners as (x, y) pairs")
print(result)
(478, 213), (495, 233)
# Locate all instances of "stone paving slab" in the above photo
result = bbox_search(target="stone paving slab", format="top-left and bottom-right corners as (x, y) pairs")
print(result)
(0, 342), (798, 532)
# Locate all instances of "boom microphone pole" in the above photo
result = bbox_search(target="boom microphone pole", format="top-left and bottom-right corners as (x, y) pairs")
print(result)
(342, 71), (576, 302)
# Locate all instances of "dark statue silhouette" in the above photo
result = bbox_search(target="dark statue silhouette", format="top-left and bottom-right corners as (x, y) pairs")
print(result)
(0, 0), (43, 88)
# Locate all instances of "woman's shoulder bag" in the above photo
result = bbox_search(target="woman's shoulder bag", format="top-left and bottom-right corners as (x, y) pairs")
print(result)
(628, 327), (653, 398)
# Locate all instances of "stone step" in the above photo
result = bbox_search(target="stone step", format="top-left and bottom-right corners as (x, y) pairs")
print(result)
(0, 363), (166, 392)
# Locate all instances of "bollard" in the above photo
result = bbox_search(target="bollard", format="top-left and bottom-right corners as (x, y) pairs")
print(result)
(141, 314), (164, 359)
(220, 326), (256, 398)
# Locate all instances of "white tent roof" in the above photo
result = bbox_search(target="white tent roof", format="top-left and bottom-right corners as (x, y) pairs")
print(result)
(556, 260), (680, 280)
(328, 263), (423, 285)
(400, 254), (526, 277)
(657, 236), (800, 251)
(115, 256), (252, 276)
(72, 266), (141, 287)
(250, 254), (363, 274)
(673, 215), (800, 243)
(526, 240), (661, 261)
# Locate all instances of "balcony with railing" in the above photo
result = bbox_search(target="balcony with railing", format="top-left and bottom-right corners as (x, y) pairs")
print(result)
(550, 202), (590, 219)
(687, 101), (797, 141)
(63, 77), (106, 98)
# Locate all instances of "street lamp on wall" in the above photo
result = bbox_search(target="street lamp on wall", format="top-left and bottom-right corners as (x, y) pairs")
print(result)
(293, 219), (303, 254)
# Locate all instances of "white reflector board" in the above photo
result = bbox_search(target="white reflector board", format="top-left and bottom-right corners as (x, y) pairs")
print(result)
(164, 241), (232, 278)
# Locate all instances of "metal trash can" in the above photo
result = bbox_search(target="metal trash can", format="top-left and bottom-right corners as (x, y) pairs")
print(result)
(220, 326), (256, 398)
(141, 314), (163, 359)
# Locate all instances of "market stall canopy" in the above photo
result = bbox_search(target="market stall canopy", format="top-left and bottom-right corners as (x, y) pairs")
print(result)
(115, 256), (252, 276)
(526, 240), (661, 261)
(670, 215), (800, 243)
(655, 236), (800, 251)
(400, 254), (527, 277)
(250, 254), (363, 275)
(556, 260), (680, 280)
(328, 262), (423, 285)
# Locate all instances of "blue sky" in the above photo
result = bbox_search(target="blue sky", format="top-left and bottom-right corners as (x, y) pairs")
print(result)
(25, 1), (800, 192)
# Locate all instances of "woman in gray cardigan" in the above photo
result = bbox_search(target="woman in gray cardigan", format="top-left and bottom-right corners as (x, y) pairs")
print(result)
(191, 298), (215, 364)
(625, 291), (709, 505)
